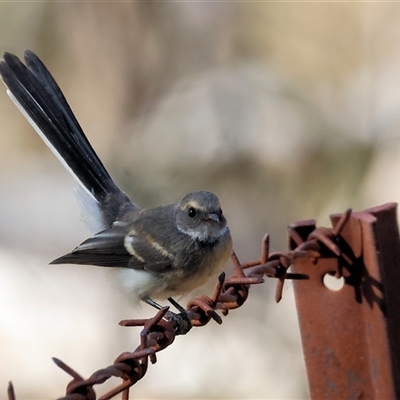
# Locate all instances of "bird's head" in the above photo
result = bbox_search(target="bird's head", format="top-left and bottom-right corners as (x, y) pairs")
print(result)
(175, 191), (228, 243)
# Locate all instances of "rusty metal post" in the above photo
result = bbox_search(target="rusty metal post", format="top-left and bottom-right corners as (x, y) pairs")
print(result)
(290, 203), (400, 399)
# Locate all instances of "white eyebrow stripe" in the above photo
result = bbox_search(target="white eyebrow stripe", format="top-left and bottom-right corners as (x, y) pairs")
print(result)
(185, 200), (204, 210)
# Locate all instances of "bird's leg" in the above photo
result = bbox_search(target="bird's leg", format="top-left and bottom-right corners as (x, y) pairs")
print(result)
(167, 297), (192, 335)
(141, 296), (192, 335)
(167, 297), (186, 313)
(142, 296), (163, 310)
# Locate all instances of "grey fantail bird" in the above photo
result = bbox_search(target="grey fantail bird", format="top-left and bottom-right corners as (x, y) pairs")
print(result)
(0, 50), (232, 328)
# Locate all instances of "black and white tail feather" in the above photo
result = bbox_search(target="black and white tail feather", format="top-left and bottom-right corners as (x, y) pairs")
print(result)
(0, 50), (138, 232)
(0, 51), (137, 228)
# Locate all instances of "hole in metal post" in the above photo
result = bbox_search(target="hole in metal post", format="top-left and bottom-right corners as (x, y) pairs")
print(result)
(323, 273), (345, 291)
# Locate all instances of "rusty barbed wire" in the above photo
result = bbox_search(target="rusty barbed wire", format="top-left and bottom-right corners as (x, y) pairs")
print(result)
(7, 208), (354, 400)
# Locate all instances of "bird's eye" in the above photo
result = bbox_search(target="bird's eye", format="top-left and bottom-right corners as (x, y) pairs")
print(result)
(188, 207), (197, 218)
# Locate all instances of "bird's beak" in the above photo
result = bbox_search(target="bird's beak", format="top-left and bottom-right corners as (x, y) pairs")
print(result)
(206, 213), (220, 223)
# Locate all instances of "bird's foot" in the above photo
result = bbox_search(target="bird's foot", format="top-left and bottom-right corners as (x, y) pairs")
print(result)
(165, 309), (192, 335)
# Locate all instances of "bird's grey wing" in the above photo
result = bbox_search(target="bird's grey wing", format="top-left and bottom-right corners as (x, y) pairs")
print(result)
(51, 226), (174, 271)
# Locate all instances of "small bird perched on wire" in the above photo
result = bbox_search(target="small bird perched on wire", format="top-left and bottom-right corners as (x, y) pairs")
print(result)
(0, 50), (232, 331)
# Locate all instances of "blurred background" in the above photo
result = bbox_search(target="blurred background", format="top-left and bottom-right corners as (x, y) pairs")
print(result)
(1, 2), (400, 399)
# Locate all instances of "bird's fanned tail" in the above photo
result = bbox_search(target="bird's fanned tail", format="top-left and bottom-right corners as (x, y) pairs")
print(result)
(0, 50), (136, 229)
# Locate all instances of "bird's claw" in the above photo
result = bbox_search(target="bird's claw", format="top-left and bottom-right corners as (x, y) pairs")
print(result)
(166, 310), (192, 335)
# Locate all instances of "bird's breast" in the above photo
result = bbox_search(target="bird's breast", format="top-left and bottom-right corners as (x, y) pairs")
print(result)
(159, 229), (233, 297)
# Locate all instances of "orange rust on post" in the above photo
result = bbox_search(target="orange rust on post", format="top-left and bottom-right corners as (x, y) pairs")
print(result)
(290, 203), (400, 400)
